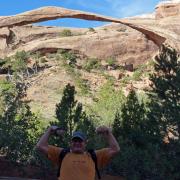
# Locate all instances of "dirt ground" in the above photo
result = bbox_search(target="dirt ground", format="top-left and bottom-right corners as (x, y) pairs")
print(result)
(100, 175), (124, 180)
(0, 176), (123, 180)
(0, 158), (124, 180)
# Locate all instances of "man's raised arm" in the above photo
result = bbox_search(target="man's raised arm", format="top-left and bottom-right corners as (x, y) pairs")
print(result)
(96, 126), (120, 157)
(36, 126), (63, 155)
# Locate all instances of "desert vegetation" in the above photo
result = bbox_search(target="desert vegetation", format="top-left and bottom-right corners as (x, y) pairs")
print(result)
(0, 45), (179, 179)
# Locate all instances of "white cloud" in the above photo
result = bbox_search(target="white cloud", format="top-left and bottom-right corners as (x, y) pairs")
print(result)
(105, 0), (159, 18)
(60, 0), (175, 18)
(157, 0), (180, 5)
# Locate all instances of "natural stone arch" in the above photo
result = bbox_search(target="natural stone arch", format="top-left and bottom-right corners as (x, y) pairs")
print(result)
(0, 6), (166, 47)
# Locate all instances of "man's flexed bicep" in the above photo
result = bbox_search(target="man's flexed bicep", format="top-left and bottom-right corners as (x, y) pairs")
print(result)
(96, 126), (120, 158)
(35, 126), (64, 155)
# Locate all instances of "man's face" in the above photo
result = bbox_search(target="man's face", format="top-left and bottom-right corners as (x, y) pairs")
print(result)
(70, 137), (86, 153)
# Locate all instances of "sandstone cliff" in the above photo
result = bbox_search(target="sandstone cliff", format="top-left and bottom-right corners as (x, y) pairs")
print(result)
(0, 1), (179, 119)
(0, 3), (179, 65)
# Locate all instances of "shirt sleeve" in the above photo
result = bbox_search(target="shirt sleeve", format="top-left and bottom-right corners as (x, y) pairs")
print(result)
(95, 148), (112, 169)
(47, 145), (62, 166)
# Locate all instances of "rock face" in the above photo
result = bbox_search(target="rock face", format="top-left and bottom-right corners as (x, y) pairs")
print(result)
(0, 1), (178, 120)
(0, 2), (179, 64)
(0, 6), (166, 50)
(5, 24), (157, 66)
(155, 1), (180, 19)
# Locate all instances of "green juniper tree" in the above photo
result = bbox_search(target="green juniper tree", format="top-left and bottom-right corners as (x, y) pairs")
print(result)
(113, 90), (148, 148)
(112, 90), (164, 179)
(150, 45), (180, 138)
(12, 51), (30, 78)
(0, 79), (41, 163)
(148, 45), (180, 179)
(0, 52), (42, 164)
(111, 45), (180, 179)
(53, 83), (95, 146)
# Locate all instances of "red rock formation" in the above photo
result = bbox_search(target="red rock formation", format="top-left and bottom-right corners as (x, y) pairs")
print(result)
(155, 1), (180, 19)
(0, 2), (179, 61)
(0, 6), (166, 48)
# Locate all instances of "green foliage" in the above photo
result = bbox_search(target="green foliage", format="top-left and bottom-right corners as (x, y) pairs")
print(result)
(46, 53), (56, 59)
(113, 90), (161, 145)
(32, 51), (41, 60)
(76, 113), (96, 148)
(60, 29), (72, 37)
(60, 52), (90, 95)
(106, 57), (117, 67)
(75, 77), (90, 95)
(148, 45), (180, 178)
(40, 57), (48, 63)
(2, 51), (30, 79)
(0, 80), (42, 163)
(88, 27), (95, 32)
(91, 81), (125, 126)
(12, 51), (29, 72)
(132, 70), (142, 81)
(110, 45), (180, 179)
(51, 84), (95, 147)
(111, 90), (163, 179)
(132, 64), (147, 81)
(61, 51), (77, 67)
(83, 58), (101, 72)
(149, 45), (180, 137)
(0, 80), (16, 115)
(0, 58), (6, 66)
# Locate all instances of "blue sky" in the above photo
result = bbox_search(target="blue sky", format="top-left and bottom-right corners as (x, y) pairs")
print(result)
(0, 0), (164, 27)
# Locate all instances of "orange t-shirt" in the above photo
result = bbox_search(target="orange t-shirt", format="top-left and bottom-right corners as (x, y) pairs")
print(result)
(48, 145), (111, 180)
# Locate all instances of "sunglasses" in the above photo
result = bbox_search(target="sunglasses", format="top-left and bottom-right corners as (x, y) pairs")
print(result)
(72, 138), (84, 143)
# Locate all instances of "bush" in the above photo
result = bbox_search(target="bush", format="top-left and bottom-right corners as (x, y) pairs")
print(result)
(60, 29), (72, 37)
(106, 57), (117, 67)
(0, 80), (43, 164)
(83, 58), (101, 72)
(61, 51), (77, 67)
(75, 78), (90, 95)
(88, 27), (95, 32)
(40, 57), (48, 63)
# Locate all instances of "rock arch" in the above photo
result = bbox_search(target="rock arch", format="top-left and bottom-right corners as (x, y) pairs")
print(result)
(0, 6), (166, 47)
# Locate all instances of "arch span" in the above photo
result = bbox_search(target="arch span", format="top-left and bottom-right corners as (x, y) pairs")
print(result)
(0, 6), (166, 47)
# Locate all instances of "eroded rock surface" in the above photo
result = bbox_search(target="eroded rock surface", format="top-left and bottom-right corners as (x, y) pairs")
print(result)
(0, 2), (179, 62)
(0, 6), (168, 58)
(155, 1), (180, 19)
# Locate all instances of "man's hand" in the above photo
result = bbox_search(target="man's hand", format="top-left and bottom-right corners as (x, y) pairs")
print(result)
(96, 125), (112, 135)
(49, 126), (65, 136)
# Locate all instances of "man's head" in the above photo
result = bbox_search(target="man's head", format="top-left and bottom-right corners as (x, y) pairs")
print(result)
(70, 131), (87, 153)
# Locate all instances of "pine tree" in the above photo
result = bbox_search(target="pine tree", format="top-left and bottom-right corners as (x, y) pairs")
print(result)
(113, 90), (148, 147)
(54, 83), (95, 146)
(111, 90), (165, 179)
(148, 45), (180, 179)
(0, 79), (41, 163)
(55, 84), (80, 135)
(150, 45), (180, 139)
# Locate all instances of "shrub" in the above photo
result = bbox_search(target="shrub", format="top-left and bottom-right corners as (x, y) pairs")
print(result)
(60, 29), (72, 37)
(40, 57), (48, 63)
(61, 51), (77, 67)
(106, 57), (117, 67)
(88, 27), (95, 32)
(83, 58), (101, 72)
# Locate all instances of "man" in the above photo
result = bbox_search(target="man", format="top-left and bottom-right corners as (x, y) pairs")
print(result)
(36, 125), (120, 180)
